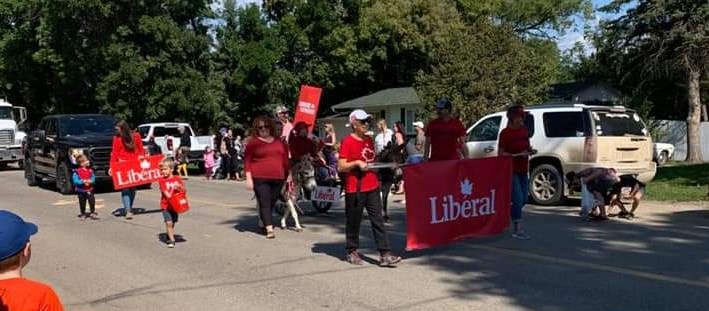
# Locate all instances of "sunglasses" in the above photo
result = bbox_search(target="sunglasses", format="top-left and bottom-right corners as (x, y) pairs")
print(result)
(257, 125), (270, 130)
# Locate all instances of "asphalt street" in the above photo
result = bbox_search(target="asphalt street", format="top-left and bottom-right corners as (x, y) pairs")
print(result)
(1, 166), (709, 311)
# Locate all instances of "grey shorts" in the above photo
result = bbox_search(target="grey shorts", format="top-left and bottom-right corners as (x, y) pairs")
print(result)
(162, 209), (179, 223)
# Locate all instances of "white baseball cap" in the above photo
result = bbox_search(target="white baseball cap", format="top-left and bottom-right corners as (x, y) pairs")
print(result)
(349, 109), (371, 124)
(412, 121), (424, 128)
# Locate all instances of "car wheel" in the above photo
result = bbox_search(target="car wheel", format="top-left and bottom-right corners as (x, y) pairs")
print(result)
(25, 158), (41, 187)
(530, 164), (563, 205)
(17, 160), (24, 170)
(56, 163), (74, 195)
(656, 151), (668, 166)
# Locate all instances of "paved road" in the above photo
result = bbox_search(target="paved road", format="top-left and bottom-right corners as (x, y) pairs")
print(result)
(2, 167), (709, 311)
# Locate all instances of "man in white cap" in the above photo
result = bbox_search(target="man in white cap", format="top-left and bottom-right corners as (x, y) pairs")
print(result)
(275, 106), (294, 143)
(406, 121), (426, 164)
(338, 109), (401, 267)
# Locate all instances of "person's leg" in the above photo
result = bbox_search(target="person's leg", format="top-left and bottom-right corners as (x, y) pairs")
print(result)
(345, 192), (364, 252)
(254, 179), (275, 235)
(380, 178), (393, 220)
(510, 174), (523, 230)
(78, 192), (87, 216)
(88, 192), (96, 214)
(121, 188), (136, 217)
(630, 190), (643, 215)
(363, 189), (391, 252)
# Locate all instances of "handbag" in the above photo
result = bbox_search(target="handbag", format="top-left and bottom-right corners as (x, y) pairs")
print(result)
(168, 192), (190, 214)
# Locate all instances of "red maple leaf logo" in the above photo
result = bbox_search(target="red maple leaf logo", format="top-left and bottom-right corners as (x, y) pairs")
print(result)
(361, 147), (375, 162)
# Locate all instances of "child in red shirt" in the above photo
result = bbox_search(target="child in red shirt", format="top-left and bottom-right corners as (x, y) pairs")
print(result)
(158, 159), (186, 248)
(72, 155), (98, 220)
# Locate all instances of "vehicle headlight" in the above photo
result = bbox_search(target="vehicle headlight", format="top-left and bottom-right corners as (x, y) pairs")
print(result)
(69, 148), (85, 164)
(14, 131), (26, 145)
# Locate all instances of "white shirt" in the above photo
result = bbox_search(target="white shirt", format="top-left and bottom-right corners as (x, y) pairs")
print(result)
(374, 129), (393, 154)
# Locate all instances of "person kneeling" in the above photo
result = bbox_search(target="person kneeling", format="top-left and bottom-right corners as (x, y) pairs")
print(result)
(609, 175), (645, 220)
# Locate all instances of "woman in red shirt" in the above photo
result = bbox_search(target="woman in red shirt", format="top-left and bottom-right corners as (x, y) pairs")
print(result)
(498, 105), (536, 240)
(338, 109), (401, 267)
(244, 116), (290, 239)
(110, 120), (145, 220)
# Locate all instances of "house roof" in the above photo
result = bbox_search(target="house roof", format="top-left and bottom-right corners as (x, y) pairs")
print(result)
(549, 81), (622, 101)
(332, 87), (420, 111)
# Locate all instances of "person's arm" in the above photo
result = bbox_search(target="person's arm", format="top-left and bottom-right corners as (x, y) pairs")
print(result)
(283, 142), (291, 181)
(423, 139), (431, 161)
(244, 141), (254, 190)
(110, 137), (120, 164)
(458, 136), (469, 159)
(72, 172), (83, 186)
(134, 133), (145, 157)
(89, 172), (96, 185)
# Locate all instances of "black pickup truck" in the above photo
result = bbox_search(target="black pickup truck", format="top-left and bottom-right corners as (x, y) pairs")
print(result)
(24, 114), (118, 194)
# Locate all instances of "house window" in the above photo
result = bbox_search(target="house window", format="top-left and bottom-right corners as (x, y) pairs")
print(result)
(379, 110), (386, 120)
(405, 110), (415, 134)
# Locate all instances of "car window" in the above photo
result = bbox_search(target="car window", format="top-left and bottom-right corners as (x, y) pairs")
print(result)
(592, 111), (647, 137)
(138, 126), (150, 138)
(153, 127), (182, 137)
(58, 116), (115, 137)
(543, 112), (587, 138)
(45, 119), (57, 136)
(468, 116), (502, 142)
(524, 114), (535, 138)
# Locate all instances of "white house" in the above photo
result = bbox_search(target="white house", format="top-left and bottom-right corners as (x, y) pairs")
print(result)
(318, 87), (423, 140)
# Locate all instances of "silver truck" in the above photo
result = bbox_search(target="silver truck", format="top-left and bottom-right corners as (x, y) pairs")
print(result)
(0, 100), (27, 168)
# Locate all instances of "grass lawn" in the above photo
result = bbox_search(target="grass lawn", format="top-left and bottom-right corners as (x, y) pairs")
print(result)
(646, 162), (709, 201)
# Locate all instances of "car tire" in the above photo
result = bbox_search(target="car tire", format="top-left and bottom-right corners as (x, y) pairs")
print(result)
(656, 151), (668, 166)
(25, 158), (41, 187)
(530, 164), (563, 205)
(56, 162), (74, 195)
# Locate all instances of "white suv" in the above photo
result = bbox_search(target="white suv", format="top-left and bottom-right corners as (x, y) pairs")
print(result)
(466, 104), (656, 205)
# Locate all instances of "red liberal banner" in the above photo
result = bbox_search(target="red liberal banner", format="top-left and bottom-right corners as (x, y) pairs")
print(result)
(110, 155), (165, 190)
(403, 157), (513, 250)
(292, 85), (322, 134)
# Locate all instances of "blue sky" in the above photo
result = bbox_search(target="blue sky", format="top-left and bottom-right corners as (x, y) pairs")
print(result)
(221, 0), (624, 53)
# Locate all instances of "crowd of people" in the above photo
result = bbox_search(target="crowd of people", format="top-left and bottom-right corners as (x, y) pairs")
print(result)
(0, 97), (573, 310)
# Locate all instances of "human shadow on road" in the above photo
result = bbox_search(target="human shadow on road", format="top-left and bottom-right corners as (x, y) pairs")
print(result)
(157, 233), (187, 245)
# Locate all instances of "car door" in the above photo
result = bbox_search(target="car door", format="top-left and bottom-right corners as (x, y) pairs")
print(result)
(466, 116), (503, 159)
(34, 119), (57, 174)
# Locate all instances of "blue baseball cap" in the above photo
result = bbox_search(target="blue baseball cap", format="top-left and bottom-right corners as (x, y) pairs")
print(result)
(0, 210), (38, 261)
(435, 98), (452, 110)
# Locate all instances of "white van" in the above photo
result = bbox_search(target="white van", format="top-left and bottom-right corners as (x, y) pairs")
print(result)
(466, 104), (656, 205)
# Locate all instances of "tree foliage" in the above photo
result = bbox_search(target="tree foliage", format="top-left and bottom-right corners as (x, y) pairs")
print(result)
(0, 0), (594, 131)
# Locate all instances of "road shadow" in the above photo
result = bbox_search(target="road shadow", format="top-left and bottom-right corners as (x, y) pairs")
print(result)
(157, 233), (187, 244)
(110, 208), (162, 217)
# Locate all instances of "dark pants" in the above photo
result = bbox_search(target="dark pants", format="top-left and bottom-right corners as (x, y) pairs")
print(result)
(78, 192), (96, 215)
(221, 153), (233, 178)
(345, 188), (391, 252)
(254, 179), (284, 227)
(379, 174), (394, 217)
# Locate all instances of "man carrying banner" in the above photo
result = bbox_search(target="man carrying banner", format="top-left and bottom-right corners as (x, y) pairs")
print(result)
(338, 109), (401, 267)
(498, 105), (535, 240)
(424, 98), (468, 162)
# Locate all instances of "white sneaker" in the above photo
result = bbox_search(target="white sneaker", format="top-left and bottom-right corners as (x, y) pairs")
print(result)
(512, 231), (531, 240)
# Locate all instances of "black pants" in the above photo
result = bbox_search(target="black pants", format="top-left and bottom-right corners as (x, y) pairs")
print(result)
(379, 169), (395, 217)
(221, 153), (233, 178)
(78, 192), (96, 215)
(254, 179), (284, 227)
(345, 188), (390, 252)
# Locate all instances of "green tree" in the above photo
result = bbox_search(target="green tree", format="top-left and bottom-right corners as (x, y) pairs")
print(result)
(599, 0), (709, 163)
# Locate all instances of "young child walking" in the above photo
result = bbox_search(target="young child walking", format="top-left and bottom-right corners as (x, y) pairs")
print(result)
(72, 155), (98, 220)
(159, 159), (186, 248)
(175, 149), (189, 179)
(203, 146), (215, 180)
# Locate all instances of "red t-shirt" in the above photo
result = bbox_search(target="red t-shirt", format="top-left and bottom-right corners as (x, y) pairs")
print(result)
(499, 127), (531, 173)
(425, 118), (466, 161)
(159, 175), (185, 210)
(244, 138), (289, 180)
(339, 134), (379, 193)
(288, 135), (317, 160)
(110, 132), (145, 164)
(0, 278), (64, 311)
